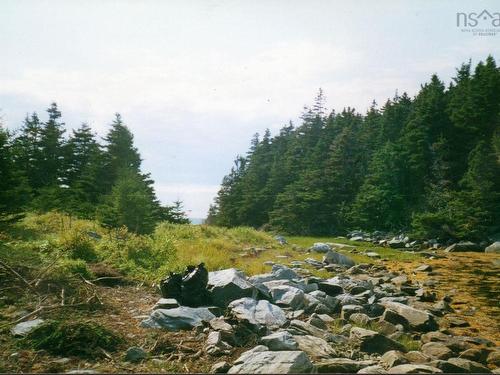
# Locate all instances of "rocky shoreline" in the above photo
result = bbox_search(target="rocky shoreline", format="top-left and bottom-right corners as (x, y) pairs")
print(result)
(134, 242), (500, 374)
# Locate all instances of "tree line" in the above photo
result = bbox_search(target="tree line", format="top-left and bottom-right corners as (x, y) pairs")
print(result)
(0, 105), (188, 233)
(208, 57), (500, 241)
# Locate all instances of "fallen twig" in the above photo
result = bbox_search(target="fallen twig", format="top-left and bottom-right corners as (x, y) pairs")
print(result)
(0, 260), (39, 296)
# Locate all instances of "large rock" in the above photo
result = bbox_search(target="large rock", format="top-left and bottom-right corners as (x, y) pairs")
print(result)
(350, 327), (407, 354)
(11, 318), (44, 336)
(288, 320), (343, 343)
(311, 243), (332, 253)
(317, 281), (344, 296)
(293, 335), (336, 359)
(387, 364), (442, 373)
(388, 238), (406, 249)
(208, 268), (257, 307)
(140, 307), (215, 331)
(228, 297), (287, 329)
(447, 358), (491, 373)
(357, 365), (388, 374)
(260, 331), (298, 351)
(228, 350), (314, 374)
(323, 250), (355, 267)
(270, 285), (306, 310)
(485, 242), (500, 253)
(421, 342), (454, 360)
(380, 301), (438, 332)
(316, 358), (376, 373)
(380, 350), (408, 368)
(445, 241), (483, 252)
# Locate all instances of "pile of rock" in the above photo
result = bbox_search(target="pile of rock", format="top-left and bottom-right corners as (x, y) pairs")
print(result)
(140, 260), (499, 374)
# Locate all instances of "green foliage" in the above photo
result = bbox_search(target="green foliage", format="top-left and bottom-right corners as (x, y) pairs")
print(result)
(23, 320), (123, 358)
(58, 227), (98, 262)
(211, 57), (500, 240)
(4, 106), (188, 234)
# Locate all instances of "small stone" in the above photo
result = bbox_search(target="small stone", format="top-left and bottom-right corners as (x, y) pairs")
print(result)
(446, 316), (469, 327)
(211, 361), (231, 373)
(209, 317), (233, 332)
(152, 298), (179, 310)
(11, 318), (44, 336)
(124, 346), (147, 363)
(414, 265), (432, 272)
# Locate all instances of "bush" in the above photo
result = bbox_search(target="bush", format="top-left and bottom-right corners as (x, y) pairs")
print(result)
(59, 227), (98, 262)
(24, 320), (123, 358)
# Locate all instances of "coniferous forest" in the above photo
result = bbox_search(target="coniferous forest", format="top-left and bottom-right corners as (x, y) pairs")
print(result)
(208, 57), (500, 241)
(0, 106), (189, 234)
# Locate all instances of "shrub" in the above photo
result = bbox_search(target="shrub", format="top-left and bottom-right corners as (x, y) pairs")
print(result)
(59, 227), (98, 262)
(24, 320), (123, 358)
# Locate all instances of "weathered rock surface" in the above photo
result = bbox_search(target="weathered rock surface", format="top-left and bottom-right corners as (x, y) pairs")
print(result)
(421, 342), (454, 360)
(140, 307), (215, 330)
(316, 358), (376, 373)
(270, 285), (306, 310)
(228, 350), (314, 374)
(387, 364), (442, 373)
(228, 297), (287, 329)
(485, 242), (500, 253)
(445, 241), (483, 252)
(260, 331), (298, 351)
(357, 365), (388, 374)
(311, 243), (332, 253)
(208, 268), (257, 307)
(380, 350), (408, 368)
(11, 318), (44, 336)
(323, 250), (356, 267)
(447, 357), (492, 373)
(293, 335), (336, 359)
(380, 301), (437, 331)
(350, 327), (407, 354)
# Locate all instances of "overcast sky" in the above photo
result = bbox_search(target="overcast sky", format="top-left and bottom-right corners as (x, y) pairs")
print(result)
(1, 0), (499, 218)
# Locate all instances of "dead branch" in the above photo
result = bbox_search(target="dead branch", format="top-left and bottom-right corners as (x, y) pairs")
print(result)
(0, 260), (39, 295)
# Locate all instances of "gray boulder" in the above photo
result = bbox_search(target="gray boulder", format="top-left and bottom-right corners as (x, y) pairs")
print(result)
(388, 238), (406, 249)
(323, 250), (355, 267)
(208, 268), (257, 307)
(270, 285), (306, 310)
(293, 335), (336, 360)
(228, 350), (314, 374)
(318, 281), (344, 296)
(228, 297), (287, 329)
(485, 242), (500, 253)
(421, 342), (454, 360)
(11, 318), (44, 336)
(380, 301), (438, 332)
(447, 358), (491, 373)
(140, 307), (215, 331)
(350, 327), (407, 354)
(357, 365), (388, 374)
(445, 241), (483, 252)
(387, 364), (442, 373)
(260, 331), (298, 351)
(311, 242), (332, 253)
(316, 358), (376, 373)
(380, 350), (408, 368)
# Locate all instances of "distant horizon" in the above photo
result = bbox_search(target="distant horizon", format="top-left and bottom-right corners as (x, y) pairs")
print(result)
(1, 0), (499, 217)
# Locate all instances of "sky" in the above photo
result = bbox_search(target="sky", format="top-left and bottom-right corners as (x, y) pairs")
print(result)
(1, 0), (499, 218)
